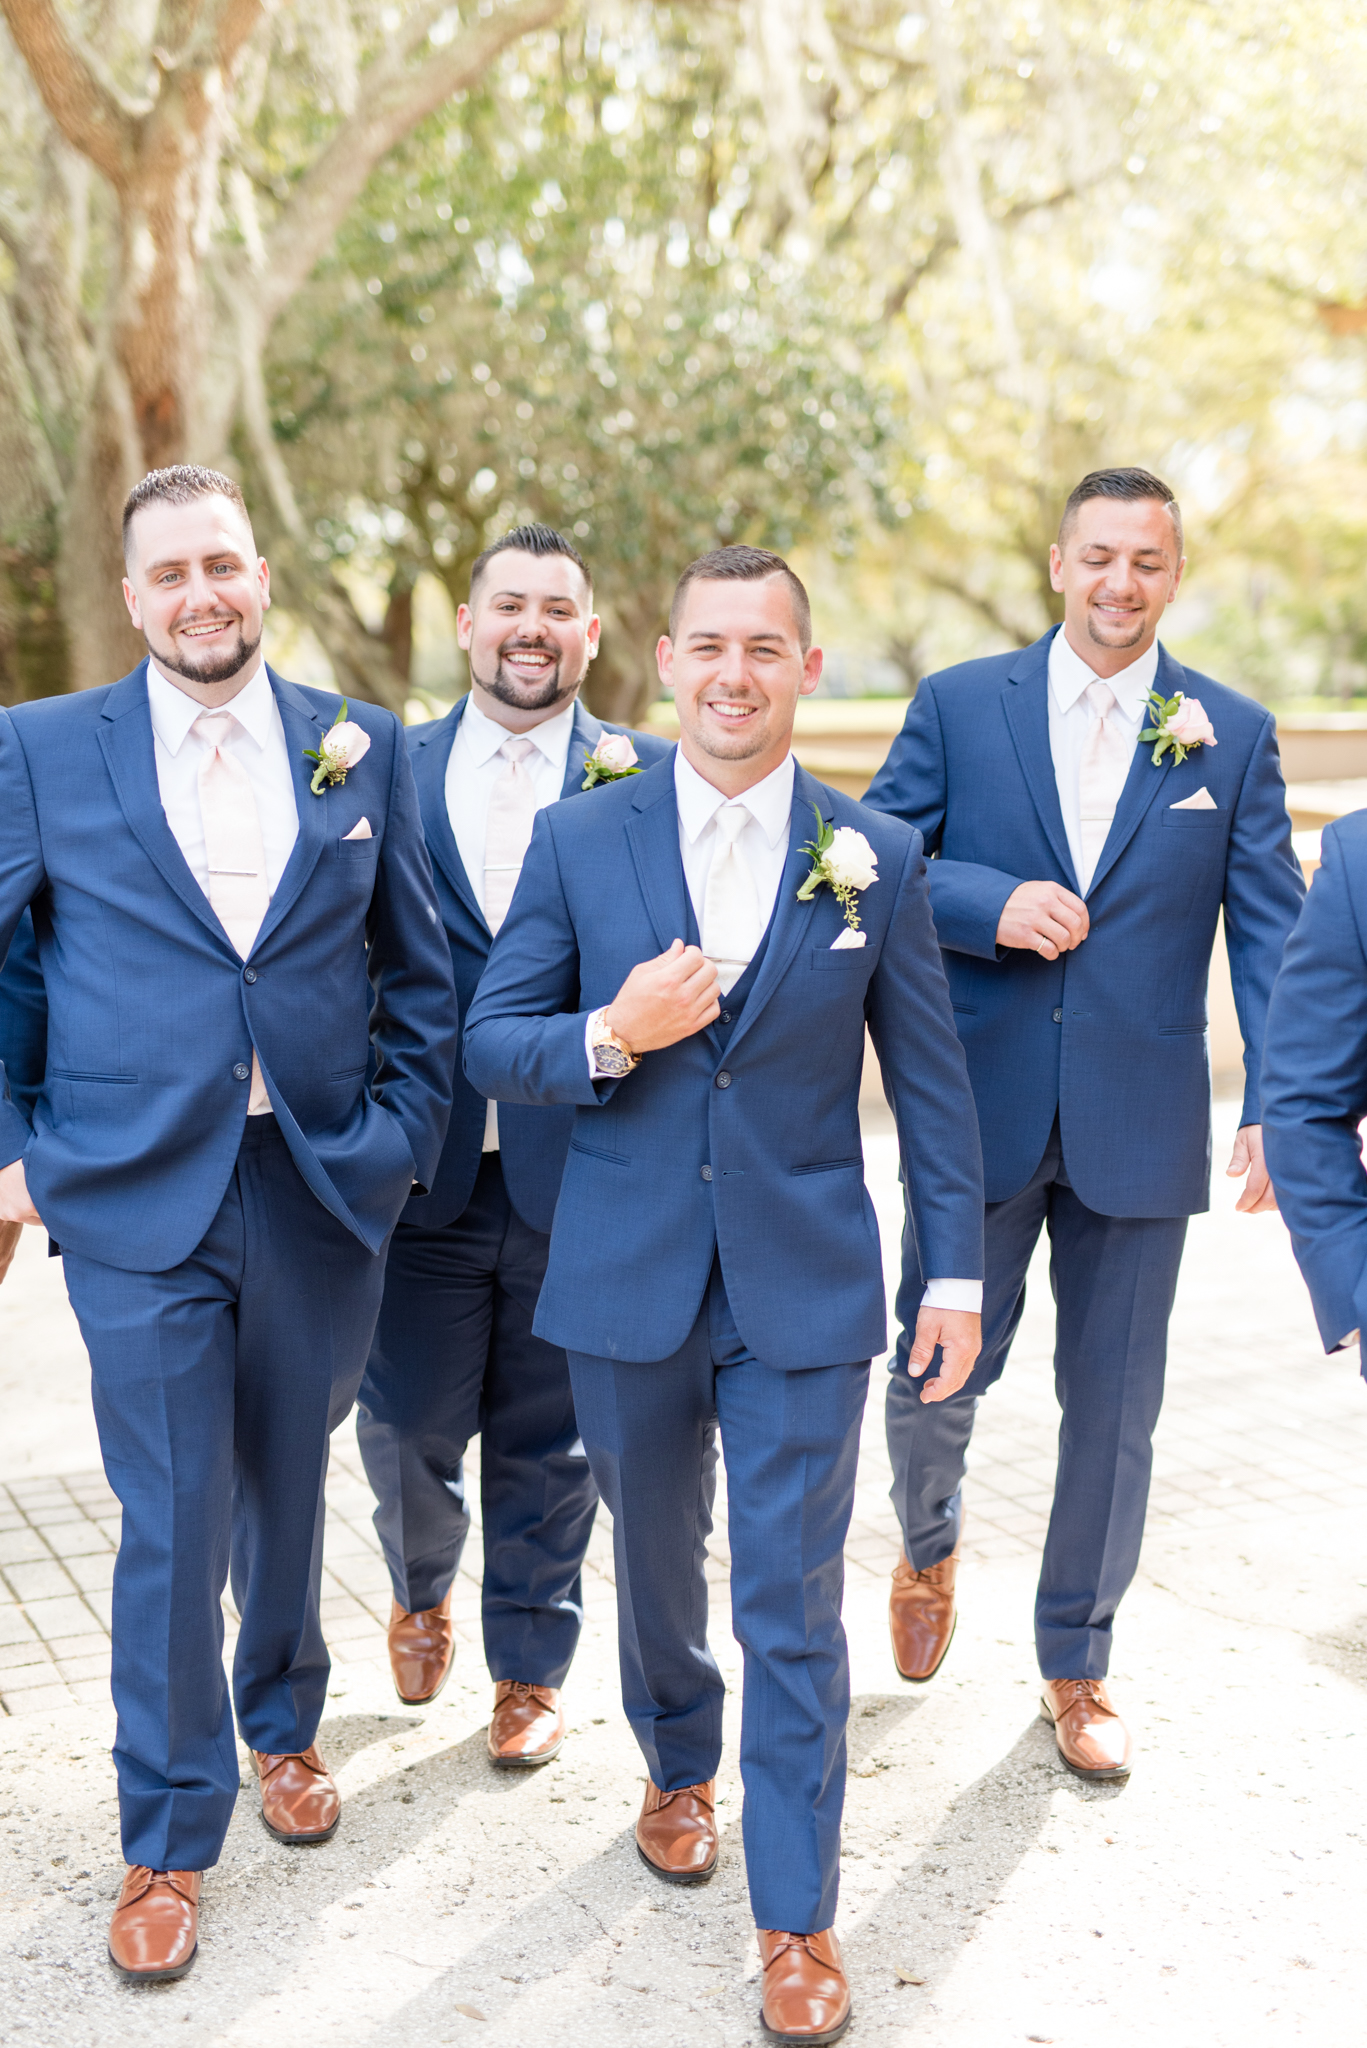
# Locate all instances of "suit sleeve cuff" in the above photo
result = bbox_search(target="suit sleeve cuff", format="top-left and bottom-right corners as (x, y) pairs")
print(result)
(921, 1278), (983, 1313)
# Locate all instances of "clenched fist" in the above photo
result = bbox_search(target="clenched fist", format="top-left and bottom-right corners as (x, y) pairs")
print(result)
(997, 879), (1089, 962)
(606, 939), (721, 1053)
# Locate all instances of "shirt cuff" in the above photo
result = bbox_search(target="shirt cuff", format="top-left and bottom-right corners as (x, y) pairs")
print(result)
(585, 1006), (605, 1078)
(921, 1278), (983, 1313)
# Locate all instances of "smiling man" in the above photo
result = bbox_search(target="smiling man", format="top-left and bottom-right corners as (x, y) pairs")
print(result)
(355, 526), (670, 1763)
(0, 465), (455, 1978)
(864, 467), (1305, 1778)
(463, 544), (984, 2043)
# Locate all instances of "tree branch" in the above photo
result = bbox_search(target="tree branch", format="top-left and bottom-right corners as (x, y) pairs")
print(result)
(917, 566), (1036, 648)
(0, 0), (144, 185)
(258, 0), (566, 328)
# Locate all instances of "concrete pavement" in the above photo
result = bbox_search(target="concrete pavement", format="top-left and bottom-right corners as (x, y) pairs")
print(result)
(0, 1100), (1363, 2045)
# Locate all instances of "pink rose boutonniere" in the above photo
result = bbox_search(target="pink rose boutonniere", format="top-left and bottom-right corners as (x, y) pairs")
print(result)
(305, 701), (371, 794)
(1140, 690), (1217, 768)
(581, 733), (641, 790)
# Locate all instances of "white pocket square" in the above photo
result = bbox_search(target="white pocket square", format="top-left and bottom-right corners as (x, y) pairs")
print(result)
(830, 929), (866, 950)
(342, 817), (373, 840)
(1170, 787), (1217, 811)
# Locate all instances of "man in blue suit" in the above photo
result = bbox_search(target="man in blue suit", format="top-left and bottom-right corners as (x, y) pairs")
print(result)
(356, 524), (669, 1763)
(1263, 815), (1367, 1360)
(864, 467), (1305, 1779)
(465, 545), (983, 2044)
(0, 467), (455, 1980)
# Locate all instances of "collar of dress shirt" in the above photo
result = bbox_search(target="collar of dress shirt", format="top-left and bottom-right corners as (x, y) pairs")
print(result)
(146, 651), (273, 755)
(458, 691), (578, 771)
(1047, 628), (1159, 723)
(673, 745), (796, 848)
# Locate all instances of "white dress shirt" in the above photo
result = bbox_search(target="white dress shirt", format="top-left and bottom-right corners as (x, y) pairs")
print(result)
(146, 655), (300, 896)
(1047, 630), (1159, 890)
(446, 693), (579, 1148)
(585, 746), (979, 1314)
(146, 656), (300, 1114)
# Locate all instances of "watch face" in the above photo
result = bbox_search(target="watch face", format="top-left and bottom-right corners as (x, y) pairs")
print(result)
(593, 1043), (633, 1077)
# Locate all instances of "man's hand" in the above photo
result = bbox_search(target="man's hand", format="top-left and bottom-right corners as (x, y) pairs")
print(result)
(606, 939), (721, 1053)
(997, 880), (1089, 961)
(1227, 1123), (1277, 1214)
(0, 1158), (40, 1227)
(907, 1306), (982, 1403)
(0, 1220), (22, 1285)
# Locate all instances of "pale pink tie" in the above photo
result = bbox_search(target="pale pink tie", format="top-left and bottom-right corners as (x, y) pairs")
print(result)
(483, 736), (539, 933)
(196, 712), (272, 1111)
(1076, 680), (1133, 892)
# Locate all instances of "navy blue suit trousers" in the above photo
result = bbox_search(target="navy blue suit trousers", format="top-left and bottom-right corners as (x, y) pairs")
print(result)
(888, 1125), (1186, 1678)
(357, 1153), (597, 1681)
(61, 1117), (389, 1871)
(568, 1264), (869, 1934)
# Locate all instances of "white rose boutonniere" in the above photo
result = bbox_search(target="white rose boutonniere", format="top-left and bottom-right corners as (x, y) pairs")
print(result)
(305, 701), (371, 794)
(796, 806), (878, 943)
(1140, 690), (1217, 768)
(581, 733), (642, 790)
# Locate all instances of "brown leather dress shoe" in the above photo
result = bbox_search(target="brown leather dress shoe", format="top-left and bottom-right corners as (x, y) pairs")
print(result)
(757, 1927), (852, 2044)
(635, 1778), (718, 1884)
(253, 1744), (341, 1842)
(1040, 1678), (1132, 1780)
(107, 1866), (201, 1982)
(388, 1593), (455, 1705)
(487, 1681), (566, 1767)
(889, 1548), (959, 1682)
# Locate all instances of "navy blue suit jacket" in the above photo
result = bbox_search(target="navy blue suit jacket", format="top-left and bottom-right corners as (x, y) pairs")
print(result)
(0, 663), (456, 1271)
(1263, 812), (1367, 1360)
(0, 911), (45, 1126)
(463, 753), (984, 1368)
(863, 628), (1305, 1217)
(402, 696), (672, 1235)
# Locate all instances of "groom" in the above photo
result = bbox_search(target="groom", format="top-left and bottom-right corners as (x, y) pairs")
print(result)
(864, 466), (1305, 1777)
(465, 544), (983, 2043)
(356, 523), (668, 1758)
(0, 466), (454, 1980)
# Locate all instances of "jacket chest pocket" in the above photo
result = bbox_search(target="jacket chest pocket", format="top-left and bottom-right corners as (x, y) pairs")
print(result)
(809, 945), (873, 976)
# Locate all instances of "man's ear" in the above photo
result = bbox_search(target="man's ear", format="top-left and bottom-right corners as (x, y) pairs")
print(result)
(121, 578), (143, 630)
(656, 634), (674, 689)
(456, 602), (474, 650)
(1048, 543), (1065, 593)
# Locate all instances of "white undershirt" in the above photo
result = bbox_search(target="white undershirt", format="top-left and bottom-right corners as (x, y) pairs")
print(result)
(1046, 630), (1159, 889)
(446, 693), (578, 1149)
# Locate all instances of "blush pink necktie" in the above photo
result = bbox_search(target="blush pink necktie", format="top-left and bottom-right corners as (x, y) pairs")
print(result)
(195, 711), (272, 1111)
(483, 735), (539, 933)
(1076, 680), (1133, 893)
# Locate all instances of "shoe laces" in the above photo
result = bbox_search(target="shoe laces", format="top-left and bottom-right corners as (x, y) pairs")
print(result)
(1052, 1679), (1114, 1715)
(654, 1782), (713, 1811)
(762, 1932), (824, 1967)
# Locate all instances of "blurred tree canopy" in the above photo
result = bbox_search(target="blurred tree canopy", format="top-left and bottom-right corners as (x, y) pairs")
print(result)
(3, 0), (1367, 716)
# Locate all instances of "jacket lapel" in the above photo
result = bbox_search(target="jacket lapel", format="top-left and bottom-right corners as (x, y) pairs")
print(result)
(249, 672), (331, 952)
(1084, 642), (1179, 896)
(1000, 630), (1080, 892)
(623, 757), (690, 954)
(412, 698), (489, 934)
(722, 765), (830, 1061)
(562, 700), (604, 798)
(94, 663), (236, 951)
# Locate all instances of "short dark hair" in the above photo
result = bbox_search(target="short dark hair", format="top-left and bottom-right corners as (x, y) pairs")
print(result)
(668, 545), (812, 650)
(1058, 467), (1183, 556)
(122, 465), (250, 564)
(468, 523), (592, 602)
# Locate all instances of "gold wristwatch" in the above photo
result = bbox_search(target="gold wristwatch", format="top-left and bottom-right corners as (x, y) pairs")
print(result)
(589, 1007), (641, 1078)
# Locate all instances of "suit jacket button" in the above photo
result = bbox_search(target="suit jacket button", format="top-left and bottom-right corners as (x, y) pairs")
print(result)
(700, 1165), (713, 1182)
(715, 1071), (732, 1088)
(233, 1063), (251, 1081)
(1052, 1008), (1063, 1023)
(243, 968), (258, 983)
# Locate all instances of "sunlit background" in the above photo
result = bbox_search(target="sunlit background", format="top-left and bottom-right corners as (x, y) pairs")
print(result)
(3, 0), (1367, 735)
